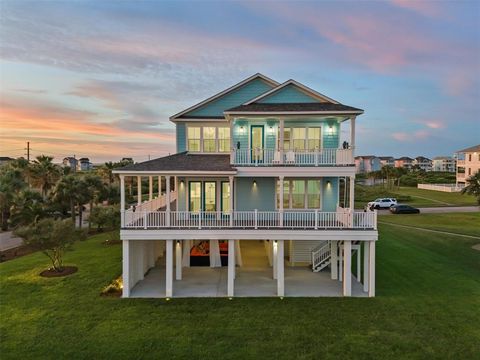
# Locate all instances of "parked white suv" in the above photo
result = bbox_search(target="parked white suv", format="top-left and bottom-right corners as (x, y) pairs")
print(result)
(367, 198), (397, 210)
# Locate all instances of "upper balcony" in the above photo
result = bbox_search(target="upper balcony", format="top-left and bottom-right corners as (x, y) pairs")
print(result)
(232, 148), (353, 166)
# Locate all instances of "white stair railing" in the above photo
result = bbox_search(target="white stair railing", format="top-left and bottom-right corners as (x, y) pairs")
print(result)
(311, 241), (331, 272)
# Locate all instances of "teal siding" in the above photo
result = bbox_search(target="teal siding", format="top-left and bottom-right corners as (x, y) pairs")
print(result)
(185, 79), (274, 118)
(235, 177), (276, 211)
(321, 178), (339, 211)
(232, 119), (279, 151)
(258, 85), (320, 103)
(322, 122), (340, 149)
(176, 123), (186, 152)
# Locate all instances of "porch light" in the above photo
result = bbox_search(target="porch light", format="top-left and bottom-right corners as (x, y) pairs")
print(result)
(253, 180), (257, 186)
(239, 125), (245, 134)
(328, 125), (334, 134)
(269, 126), (274, 134)
(326, 180), (331, 186)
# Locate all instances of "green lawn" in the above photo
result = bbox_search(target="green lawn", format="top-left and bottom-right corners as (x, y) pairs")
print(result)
(379, 212), (480, 237)
(1, 217), (480, 359)
(355, 185), (477, 208)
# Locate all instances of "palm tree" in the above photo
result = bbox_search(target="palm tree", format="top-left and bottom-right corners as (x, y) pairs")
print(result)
(0, 161), (27, 230)
(461, 171), (480, 205)
(30, 155), (61, 198)
(98, 162), (116, 186)
(53, 175), (79, 225)
(83, 174), (104, 231)
(8, 189), (46, 228)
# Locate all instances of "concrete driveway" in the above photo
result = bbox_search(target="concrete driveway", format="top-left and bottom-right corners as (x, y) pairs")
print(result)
(0, 232), (23, 251)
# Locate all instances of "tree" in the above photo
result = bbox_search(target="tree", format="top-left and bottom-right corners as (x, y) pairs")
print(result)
(30, 155), (61, 198)
(83, 174), (104, 231)
(53, 175), (80, 224)
(97, 162), (116, 186)
(14, 218), (85, 272)
(0, 159), (28, 230)
(461, 172), (480, 205)
(8, 189), (46, 228)
(88, 205), (120, 232)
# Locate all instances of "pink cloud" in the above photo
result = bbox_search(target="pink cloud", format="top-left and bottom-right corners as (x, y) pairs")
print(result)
(392, 132), (409, 141)
(390, 0), (443, 18)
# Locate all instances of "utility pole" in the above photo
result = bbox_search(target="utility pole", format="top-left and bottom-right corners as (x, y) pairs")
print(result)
(73, 154), (76, 173)
(26, 141), (30, 162)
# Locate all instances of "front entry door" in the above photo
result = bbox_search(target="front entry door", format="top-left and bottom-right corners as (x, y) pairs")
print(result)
(251, 125), (264, 162)
(203, 182), (217, 213)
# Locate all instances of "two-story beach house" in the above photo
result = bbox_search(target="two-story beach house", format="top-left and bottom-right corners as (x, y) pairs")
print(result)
(113, 74), (378, 299)
(456, 144), (480, 185)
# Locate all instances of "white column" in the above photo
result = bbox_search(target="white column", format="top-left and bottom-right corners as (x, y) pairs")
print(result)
(279, 176), (284, 227)
(349, 176), (355, 210)
(339, 243), (343, 282)
(166, 240), (173, 297)
(279, 118), (284, 164)
(120, 175), (125, 228)
(149, 176), (153, 201)
(363, 241), (369, 292)
(166, 175), (171, 227)
(277, 240), (285, 297)
(235, 240), (243, 267)
(350, 116), (356, 149)
(122, 240), (130, 298)
(182, 240), (191, 267)
(175, 241), (182, 280)
(273, 240), (278, 279)
(330, 241), (338, 280)
(229, 176), (234, 227)
(368, 241), (375, 297)
(357, 245), (361, 282)
(228, 239), (235, 297)
(137, 176), (142, 205)
(343, 240), (352, 296)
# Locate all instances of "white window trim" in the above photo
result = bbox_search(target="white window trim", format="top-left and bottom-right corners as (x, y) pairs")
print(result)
(275, 179), (322, 210)
(281, 126), (323, 151)
(186, 124), (231, 153)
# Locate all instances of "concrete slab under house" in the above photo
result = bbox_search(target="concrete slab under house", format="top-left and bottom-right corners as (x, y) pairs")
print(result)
(113, 73), (378, 298)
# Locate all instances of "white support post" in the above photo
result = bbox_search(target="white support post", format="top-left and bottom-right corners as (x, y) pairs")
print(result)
(363, 241), (369, 292)
(166, 240), (173, 298)
(175, 241), (182, 280)
(350, 116), (356, 149)
(368, 241), (375, 297)
(330, 241), (338, 280)
(228, 239), (235, 297)
(273, 240), (278, 279)
(277, 240), (285, 297)
(166, 175), (171, 227)
(137, 176), (142, 205)
(279, 176), (284, 227)
(229, 176), (234, 227)
(149, 176), (153, 201)
(120, 175), (125, 228)
(343, 240), (352, 296)
(279, 118), (284, 164)
(357, 245), (361, 282)
(339, 243), (343, 282)
(122, 240), (130, 298)
(349, 176), (355, 210)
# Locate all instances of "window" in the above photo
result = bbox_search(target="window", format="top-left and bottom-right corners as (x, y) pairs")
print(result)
(221, 182), (230, 213)
(307, 128), (321, 150)
(291, 180), (305, 208)
(187, 127), (200, 152)
(204, 182), (216, 211)
(283, 128), (291, 150)
(307, 180), (320, 208)
(203, 127), (216, 152)
(189, 182), (201, 213)
(218, 127), (230, 152)
(468, 154), (472, 161)
(292, 128), (306, 151)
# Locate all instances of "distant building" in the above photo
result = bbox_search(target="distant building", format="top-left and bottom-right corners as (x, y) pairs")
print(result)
(413, 156), (432, 172)
(0, 157), (14, 166)
(432, 156), (456, 172)
(355, 156), (381, 174)
(62, 157), (78, 169)
(122, 157), (133, 162)
(456, 144), (480, 185)
(394, 157), (414, 169)
(77, 158), (93, 171)
(379, 156), (395, 167)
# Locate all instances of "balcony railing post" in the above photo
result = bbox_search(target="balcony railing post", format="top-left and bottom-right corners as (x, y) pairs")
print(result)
(254, 209), (258, 229)
(199, 212), (202, 229)
(314, 209), (318, 229)
(229, 211), (233, 227)
(143, 211), (147, 229)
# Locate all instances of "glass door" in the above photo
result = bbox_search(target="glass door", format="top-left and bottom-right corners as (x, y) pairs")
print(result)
(203, 182), (217, 213)
(189, 182), (201, 214)
(251, 125), (264, 162)
(221, 182), (231, 214)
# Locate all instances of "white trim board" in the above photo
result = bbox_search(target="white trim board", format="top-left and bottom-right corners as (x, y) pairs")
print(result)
(235, 166), (356, 178)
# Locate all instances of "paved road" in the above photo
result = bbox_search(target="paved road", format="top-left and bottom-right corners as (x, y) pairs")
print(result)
(0, 232), (24, 251)
(377, 206), (479, 215)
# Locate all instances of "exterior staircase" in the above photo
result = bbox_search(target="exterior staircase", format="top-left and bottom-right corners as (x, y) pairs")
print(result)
(311, 241), (331, 272)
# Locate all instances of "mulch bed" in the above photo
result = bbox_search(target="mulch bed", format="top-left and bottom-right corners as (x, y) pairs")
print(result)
(40, 266), (78, 278)
(0, 245), (37, 263)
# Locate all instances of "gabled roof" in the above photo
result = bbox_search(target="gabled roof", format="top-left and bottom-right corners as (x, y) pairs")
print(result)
(225, 103), (363, 115)
(396, 157), (414, 161)
(379, 156), (394, 160)
(113, 152), (236, 173)
(457, 144), (480, 153)
(170, 73), (279, 121)
(415, 156), (431, 162)
(243, 79), (340, 105)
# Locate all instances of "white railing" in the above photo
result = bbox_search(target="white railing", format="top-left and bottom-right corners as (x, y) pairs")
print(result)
(232, 148), (353, 166)
(417, 183), (465, 192)
(311, 241), (331, 271)
(123, 191), (177, 227)
(122, 209), (377, 230)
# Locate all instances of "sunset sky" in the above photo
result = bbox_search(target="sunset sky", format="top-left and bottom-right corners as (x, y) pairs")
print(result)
(1, 0), (479, 163)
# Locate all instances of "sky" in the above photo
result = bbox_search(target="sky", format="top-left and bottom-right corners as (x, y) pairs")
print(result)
(1, 0), (479, 163)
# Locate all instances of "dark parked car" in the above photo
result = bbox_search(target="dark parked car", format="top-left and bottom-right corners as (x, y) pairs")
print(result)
(389, 205), (420, 214)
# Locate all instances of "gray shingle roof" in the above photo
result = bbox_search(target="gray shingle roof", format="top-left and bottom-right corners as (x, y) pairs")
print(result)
(457, 144), (480, 153)
(115, 152), (236, 172)
(225, 103), (363, 113)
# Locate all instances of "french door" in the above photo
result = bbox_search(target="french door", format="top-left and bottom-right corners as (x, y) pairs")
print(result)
(250, 125), (264, 162)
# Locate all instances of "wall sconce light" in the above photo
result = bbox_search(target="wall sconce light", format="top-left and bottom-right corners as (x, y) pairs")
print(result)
(326, 180), (331, 186)
(253, 180), (257, 186)
(328, 125), (334, 135)
(269, 126), (274, 134)
(239, 125), (245, 134)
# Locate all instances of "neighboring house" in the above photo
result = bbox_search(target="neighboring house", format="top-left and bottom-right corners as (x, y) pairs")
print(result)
(77, 158), (93, 171)
(113, 74), (377, 299)
(413, 156), (432, 172)
(355, 156), (381, 174)
(62, 157), (78, 169)
(456, 144), (480, 184)
(394, 157), (413, 169)
(379, 156), (395, 167)
(432, 156), (456, 172)
(0, 157), (14, 166)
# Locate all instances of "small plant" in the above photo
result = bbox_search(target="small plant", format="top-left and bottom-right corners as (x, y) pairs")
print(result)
(101, 276), (123, 297)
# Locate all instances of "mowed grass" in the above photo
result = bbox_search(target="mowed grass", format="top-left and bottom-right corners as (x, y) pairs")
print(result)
(379, 212), (480, 237)
(1, 216), (480, 359)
